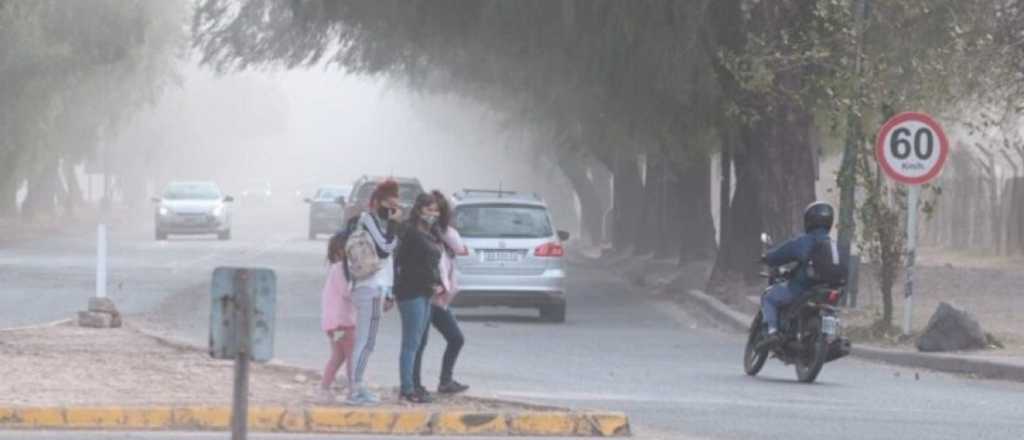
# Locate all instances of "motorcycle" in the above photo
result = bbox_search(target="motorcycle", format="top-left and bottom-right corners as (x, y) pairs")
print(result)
(743, 233), (852, 383)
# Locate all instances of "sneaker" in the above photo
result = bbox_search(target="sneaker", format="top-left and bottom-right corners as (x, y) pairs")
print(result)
(757, 330), (783, 351)
(437, 380), (469, 395)
(314, 386), (335, 404)
(415, 385), (428, 396)
(401, 389), (433, 404)
(346, 386), (380, 406)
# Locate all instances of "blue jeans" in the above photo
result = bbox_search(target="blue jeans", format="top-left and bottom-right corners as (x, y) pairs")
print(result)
(761, 282), (800, 332)
(398, 296), (432, 394)
(413, 305), (465, 388)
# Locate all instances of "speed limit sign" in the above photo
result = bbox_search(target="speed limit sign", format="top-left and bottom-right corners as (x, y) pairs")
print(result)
(875, 112), (949, 185)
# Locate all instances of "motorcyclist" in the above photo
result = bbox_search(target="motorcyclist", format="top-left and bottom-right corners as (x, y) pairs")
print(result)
(758, 201), (837, 348)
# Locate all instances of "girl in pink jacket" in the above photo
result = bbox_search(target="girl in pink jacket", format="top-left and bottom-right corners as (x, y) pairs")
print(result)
(319, 233), (357, 402)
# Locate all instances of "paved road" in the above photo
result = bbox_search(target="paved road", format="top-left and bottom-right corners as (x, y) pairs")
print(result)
(2, 208), (1023, 439)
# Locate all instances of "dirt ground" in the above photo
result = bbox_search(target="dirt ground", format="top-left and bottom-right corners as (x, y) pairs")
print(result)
(0, 321), (531, 410)
(843, 248), (1024, 355)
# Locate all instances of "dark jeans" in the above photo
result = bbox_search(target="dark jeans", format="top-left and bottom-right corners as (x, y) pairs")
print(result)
(413, 305), (465, 388)
(398, 296), (432, 394)
(761, 282), (800, 332)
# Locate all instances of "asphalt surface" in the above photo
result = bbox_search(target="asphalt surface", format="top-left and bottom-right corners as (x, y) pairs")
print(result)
(2, 205), (1023, 439)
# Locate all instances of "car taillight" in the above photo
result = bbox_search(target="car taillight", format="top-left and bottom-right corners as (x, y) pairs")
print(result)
(827, 290), (841, 305)
(535, 242), (564, 257)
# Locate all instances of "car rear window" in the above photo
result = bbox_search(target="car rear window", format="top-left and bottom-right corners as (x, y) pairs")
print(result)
(316, 188), (346, 200)
(163, 183), (221, 200)
(353, 182), (422, 205)
(455, 204), (553, 239)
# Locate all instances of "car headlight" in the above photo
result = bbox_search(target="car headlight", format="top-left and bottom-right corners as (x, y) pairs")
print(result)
(159, 206), (170, 216)
(212, 205), (225, 217)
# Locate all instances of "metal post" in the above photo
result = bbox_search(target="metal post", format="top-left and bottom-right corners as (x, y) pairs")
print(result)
(902, 185), (921, 336)
(231, 270), (251, 440)
(96, 224), (107, 298)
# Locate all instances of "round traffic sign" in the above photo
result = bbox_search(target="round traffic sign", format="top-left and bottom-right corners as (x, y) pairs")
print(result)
(875, 112), (949, 185)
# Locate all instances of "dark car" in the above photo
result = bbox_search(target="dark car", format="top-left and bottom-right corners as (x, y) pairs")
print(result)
(304, 185), (351, 239)
(343, 176), (425, 221)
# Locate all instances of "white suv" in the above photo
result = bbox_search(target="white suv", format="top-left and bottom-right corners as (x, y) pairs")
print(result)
(450, 189), (569, 322)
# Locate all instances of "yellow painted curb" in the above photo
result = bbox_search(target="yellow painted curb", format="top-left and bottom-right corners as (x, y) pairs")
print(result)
(434, 411), (508, 435)
(307, 407), (396, 433)
(7, 408), (66, 429)
(510, 411), (579, 436)
(0, 406), (631, 436)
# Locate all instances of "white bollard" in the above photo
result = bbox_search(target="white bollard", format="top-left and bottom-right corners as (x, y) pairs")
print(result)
(97, 223), (107, 298)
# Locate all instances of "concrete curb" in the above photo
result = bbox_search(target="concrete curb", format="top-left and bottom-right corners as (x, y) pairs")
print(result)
(0, 406), (630, 436)
(683, 289), (750, 333)
(680, 289), (1024, 382)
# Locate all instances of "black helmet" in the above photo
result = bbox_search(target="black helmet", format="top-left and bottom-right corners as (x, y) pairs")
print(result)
(804, 201), (834, 232)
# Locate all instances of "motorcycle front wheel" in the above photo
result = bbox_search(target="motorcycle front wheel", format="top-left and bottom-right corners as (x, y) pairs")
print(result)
(795, 317), (827, 383)
(744, 312), (768, 376)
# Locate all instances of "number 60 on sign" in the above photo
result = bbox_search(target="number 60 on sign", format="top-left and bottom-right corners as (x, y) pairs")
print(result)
(875, 112), (949, 186)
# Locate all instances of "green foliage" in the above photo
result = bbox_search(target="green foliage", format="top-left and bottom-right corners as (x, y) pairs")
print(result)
(0, 0), (186, 216)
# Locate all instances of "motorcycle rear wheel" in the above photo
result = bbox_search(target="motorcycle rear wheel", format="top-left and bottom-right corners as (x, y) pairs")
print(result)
(744, 312), (768, 376)
(795, 318), (827, 383)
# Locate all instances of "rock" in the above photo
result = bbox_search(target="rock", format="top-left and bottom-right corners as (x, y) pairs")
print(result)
(78, 311), (121, 328)
(88, 297), (119, 314)
(916, 302), (987, 352)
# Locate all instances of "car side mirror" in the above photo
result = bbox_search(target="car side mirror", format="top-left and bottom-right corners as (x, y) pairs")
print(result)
(335, 196), (346, 205)
(223, 196), (235, 203)
(557, 230), (570, 242)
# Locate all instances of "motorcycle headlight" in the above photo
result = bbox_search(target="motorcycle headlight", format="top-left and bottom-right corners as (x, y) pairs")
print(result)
(212, 204), (225, 217)
(159, 206), (170, 216)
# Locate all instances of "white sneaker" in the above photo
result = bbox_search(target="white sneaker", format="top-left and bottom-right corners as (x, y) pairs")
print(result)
(346, 385), (380, 406)
(314, 386), (335, 404)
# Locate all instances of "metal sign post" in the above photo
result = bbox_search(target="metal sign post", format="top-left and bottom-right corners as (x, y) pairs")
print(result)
(230, 270), (250, 440)
(210, 267), (276, 440)
(96, 224), (107, 299)
(903, 184), (921, 336)
(875, 112), (949, 337)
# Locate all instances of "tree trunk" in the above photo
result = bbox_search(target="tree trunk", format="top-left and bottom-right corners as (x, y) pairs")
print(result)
(0, 153), (20, 218)
(720, 140), (733, 250)
(62, 159), (84, 219)
(612, 153), (643, 252)
(637, 155), (666, 256)
(676, 151), (717, 262)
(709, 147), (763, 285)
(558, 152), (605, 246)
(22, 167), (60, 220)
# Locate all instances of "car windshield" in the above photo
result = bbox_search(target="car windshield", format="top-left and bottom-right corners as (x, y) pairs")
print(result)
(455, 204), (553, 239)
(163, 183), (221, 201)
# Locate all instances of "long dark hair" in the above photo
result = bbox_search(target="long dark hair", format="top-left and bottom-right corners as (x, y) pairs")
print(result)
(408, 192), (437, 228)
(431, 190), (451, 231)
(327, 232), (346, 264)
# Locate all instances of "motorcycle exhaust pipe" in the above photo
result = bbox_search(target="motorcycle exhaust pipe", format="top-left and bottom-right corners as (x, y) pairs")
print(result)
(826, 338), (852, 363)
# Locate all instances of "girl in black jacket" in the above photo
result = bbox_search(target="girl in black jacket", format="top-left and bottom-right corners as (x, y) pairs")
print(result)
(394, 193), (443, 403)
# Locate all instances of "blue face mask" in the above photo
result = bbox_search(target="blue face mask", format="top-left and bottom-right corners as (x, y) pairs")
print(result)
(422, 214), (438, 227)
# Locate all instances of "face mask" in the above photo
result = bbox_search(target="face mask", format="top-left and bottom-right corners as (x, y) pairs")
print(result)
(376, 206), (391, 219)
(422, 214), (438, 226)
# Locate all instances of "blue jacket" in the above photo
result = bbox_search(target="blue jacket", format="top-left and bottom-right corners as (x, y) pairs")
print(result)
(764, 228), (831, 293)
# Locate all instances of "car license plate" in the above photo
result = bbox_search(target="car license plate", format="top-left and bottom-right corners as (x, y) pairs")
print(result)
(822, 316), (839, 336)
(481, 251), (521, 263)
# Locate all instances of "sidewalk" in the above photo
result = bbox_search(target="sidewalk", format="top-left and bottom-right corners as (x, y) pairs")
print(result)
(584, 250), (1024, 383)
(0, 321), (629, 436)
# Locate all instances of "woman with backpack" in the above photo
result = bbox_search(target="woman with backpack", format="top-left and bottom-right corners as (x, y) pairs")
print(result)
(318, 232), (356, 403)
(394, 193), (444, 403)
(344, 180), (401, 405)
(412, 190), (470, 396)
